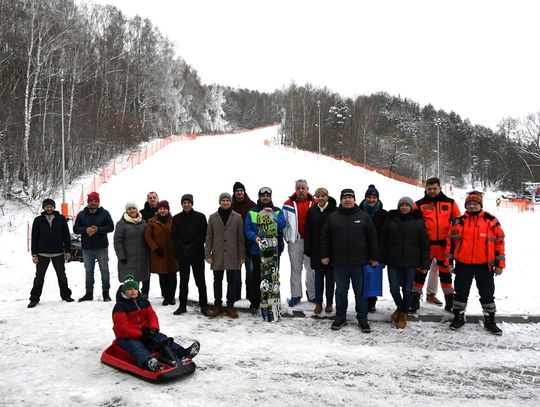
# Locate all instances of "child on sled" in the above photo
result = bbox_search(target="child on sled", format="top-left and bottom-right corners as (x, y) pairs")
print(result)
(112, 274), (200, 371)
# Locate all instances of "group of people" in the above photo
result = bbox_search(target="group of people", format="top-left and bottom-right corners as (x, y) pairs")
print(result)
(28, 177), (506, 336)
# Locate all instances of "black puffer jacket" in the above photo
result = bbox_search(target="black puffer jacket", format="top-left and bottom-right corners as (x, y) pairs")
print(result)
(320, 204), (379, 268)
(381, 209), (430, 269)
(31, 211), (71, 255)
(171, 209), (208, 262)
(304, 196), (337, 267)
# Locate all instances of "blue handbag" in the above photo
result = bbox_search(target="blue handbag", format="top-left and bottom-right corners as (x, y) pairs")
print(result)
(363, 263), (383, 298)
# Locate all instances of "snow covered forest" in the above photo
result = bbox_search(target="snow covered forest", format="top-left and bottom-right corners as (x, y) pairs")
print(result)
(1, 0), (539, 205)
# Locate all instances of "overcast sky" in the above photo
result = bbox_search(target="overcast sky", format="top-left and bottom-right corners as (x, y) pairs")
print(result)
(89, 0), (540, 130)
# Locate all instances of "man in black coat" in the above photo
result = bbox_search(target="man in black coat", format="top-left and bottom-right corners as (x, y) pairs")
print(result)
(28, 199), (73, 308)
(171, 194), (209, 316)
(140, 191), (159, 222)
(321, 189), (379, 333)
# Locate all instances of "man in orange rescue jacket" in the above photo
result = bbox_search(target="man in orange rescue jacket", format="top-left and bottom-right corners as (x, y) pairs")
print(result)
(445, 192), (506, 335)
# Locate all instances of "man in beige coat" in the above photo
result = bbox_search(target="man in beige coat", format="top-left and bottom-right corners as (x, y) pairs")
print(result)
(205, 192), (245, 318)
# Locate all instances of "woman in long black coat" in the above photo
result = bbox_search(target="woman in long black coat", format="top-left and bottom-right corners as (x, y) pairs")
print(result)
(381, 196), (430, 329)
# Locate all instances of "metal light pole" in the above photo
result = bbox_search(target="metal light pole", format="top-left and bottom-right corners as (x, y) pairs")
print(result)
(317, 100), (321, 155)
(434, 118), (441, 178)
(60, 68), (67, 214)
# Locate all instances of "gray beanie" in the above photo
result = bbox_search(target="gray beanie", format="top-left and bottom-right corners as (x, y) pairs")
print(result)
(397, 196), (414, 209)
(219, 192), (232, 202)
(181, 194), (194, 204)
(125, 201), (138, 211)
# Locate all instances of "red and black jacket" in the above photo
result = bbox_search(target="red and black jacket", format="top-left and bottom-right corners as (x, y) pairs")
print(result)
(112, 288), (159, 340)
(415, 192), (461, 247)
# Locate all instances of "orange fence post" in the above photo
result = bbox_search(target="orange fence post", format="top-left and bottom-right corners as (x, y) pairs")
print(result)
(61, 202), (68, 217)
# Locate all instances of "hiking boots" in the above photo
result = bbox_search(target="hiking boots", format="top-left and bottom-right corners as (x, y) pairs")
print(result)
(225, 307), (239, 319)
(391, 307), (400, 323)
(331, 319), (348, 331)
(409, 292), (420, 314)
(183, 341), (200, 359)
(173, 306), (187, 315)
(208, 306), (223, 318)
(396, 312), (408, 329)
(27, 300), (39, 308)
(314, 304), (322, 315)
(358, 320), (372, 333)
(426, 293), (443, 306)
(449, 310), (465, 330)
(483, 312), (503, 336)
(145, 357), (163, 372)
(325, 304), (333, 313)
(102, 290), (111, 302)
(444, 294), (455, 313)
(78, 292), (93, 302)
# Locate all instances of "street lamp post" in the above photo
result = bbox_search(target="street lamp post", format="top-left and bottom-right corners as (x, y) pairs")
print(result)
(60, 68), (67, 215)
(434, 118), (442, 178)
(317, 100), (321, 155)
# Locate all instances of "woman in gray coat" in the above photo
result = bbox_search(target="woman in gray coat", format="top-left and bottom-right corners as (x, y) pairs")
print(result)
(113, 202), (150, 296)
(205, 192), (245, 319)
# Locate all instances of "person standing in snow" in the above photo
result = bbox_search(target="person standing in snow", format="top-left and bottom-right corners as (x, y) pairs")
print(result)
(412, 177), (461, 313)
(140, 191), (160, 222)
(74, 192), (115, 302)
(171, 194), (209, 316)
(320, 188), (379, 333)
(358, 184), (387, 313)
(304, 187), (337, 315)
(283, 179), (317, 307)
(244, 187), (286, 313)
(28, 198), (73, 308)
(446, 192), (506, 335)
(381, 197), (430, 329)
(231, 181), (256, 302)
(112, 274), (200, 372)
(205, 192), (245, 319)
(113, 202), (150, 297)
(145, 200), (178, 306)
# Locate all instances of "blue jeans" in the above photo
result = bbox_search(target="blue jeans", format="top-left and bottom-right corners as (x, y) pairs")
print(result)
(314, 265), (334, 305)
(387, 266), (416, 312)
(334, 266), (367, 321)
(82, 248), (110, 292)
(117, 332), (186, 368)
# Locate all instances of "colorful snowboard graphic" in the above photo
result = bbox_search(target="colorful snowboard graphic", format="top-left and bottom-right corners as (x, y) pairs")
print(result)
(257, 209), (281, 322)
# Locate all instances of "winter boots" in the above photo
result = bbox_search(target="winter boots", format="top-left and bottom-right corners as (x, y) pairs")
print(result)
(358, 320), (372, 333)
(483, 312), (503, 336)
(449, 310), (465, 330)
(324, 304), (333, 313)
(368, 297), (377, 313)
(396, 312), (408, 329)
(409, 292), (421, 314)
(78, 292), (93, 302)
(391, 307), (400, 323)
(314, 304), (322, 315)
(426, 293), (443, 306)
(331, 319), (347, 331)
(225, 307), (239, 319)
(208, 306), (223, 318)
(27, 300), (39, 308)
(145, 356), (163, 372)
(444, 294), (455, 313)
(183, 341), (200, 359)
(173, 306), (187, 315)
(103, 290), (111, 302)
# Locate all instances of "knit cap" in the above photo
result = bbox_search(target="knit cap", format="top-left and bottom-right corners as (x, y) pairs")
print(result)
(340, 188), (355, 200)
(397, 196), (414, 209)
(157, 200), (170, 210)
(465, 193), (483, 208)
(219, 192), (232, 202)
(42, 198), (56, 209)
(181, 194), (194, 204)
(121, 274), (139, 292)
(233, 181), (246, 192)
(87, 191), (100, 203)
(364, 184), (379, 198)
(125, 201), (138, 211)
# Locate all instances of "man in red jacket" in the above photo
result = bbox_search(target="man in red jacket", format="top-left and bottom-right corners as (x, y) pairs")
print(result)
(445, 192), (506, 335)
(413, 177), (461, 313)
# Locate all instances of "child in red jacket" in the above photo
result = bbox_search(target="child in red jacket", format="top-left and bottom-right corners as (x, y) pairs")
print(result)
(112, 274), (200, 371)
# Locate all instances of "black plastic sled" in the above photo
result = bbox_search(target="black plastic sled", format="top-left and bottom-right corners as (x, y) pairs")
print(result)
(100, 341), (196, 382)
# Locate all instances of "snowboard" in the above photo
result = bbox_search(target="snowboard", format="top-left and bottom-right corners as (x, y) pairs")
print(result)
(257, 209), (281, 322)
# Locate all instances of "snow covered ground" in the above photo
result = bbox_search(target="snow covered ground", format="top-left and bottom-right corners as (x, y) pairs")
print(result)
(1, 126), (539, 406)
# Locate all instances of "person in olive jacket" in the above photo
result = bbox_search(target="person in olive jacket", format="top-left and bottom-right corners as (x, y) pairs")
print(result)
(304, 187), (337, 315)
(144, 200), (178, 306)
(171, 194), (209, 316)
(73, 191), (114, 302)
(113, 201), (150, 296)
(28, 198), (73, 308)
(381, 197), (430, 329)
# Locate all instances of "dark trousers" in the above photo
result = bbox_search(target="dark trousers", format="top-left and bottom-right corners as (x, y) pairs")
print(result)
(179, 259), (207, 308)
(334, 266), (368, 321)
(30, 255), (72, 301)
(117, 332), (186, 368)
(141, 279), (150, 297)
(453, 262), (496, 313)
(387, 266), (416, 312)
(158, 273), (177, 302)
(247, 256), (262, 308)
(314, 265), (334, 305)
(213, 270), (239, 307)
(235, 255), (253, 300)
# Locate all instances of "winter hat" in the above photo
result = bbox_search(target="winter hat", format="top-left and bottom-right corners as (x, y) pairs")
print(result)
(156, 200), (170, 210)
(181, 194), (194, 204)
(125, 201), (138, 211)
(42, 198), (56, 209)
(365, 184), (379, 198)
(465, 193), (483, 208)
(87, 191), (100, 203)
(397, 196), (414, 209)
(219, 192), (232, 202)
(233, 181), (246, 192)
(340, 188), (356, 200)
(258, 187), (272, 197)
(121, 274), (139, 292)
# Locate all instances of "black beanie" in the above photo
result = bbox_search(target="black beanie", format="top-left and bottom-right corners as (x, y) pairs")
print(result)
(42, 198), (56, 209)
(340, 188), (355, 200)
(181, 194), (194, 204)
(365, 184), (379, 198)
(233, 181), (246, 192)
